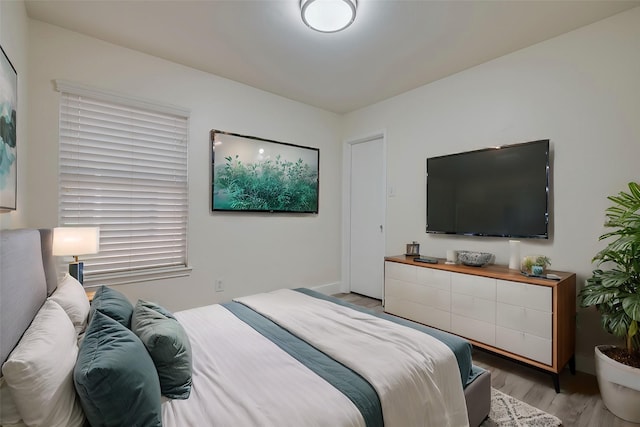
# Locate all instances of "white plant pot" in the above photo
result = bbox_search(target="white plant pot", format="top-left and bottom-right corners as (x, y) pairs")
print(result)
(595, 345), (640, 423)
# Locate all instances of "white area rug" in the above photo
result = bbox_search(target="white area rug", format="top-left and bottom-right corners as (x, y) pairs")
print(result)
(481, 388), (563, 427)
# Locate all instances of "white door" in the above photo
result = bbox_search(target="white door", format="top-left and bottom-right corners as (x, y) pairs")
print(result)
(349, 137), (385, 299)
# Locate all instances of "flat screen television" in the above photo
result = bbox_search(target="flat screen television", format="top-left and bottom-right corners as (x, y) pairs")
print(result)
(426, 139), (549, 238)
(211, 130), (319, 213)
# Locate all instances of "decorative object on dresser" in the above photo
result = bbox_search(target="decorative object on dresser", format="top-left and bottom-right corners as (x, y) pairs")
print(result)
(405, 241), (420, 256)
(458, 251), (493, 267)
(508, 240), (521, 270)
(521, 255), (551, 276)
(384, 255), (576, 392)
(52, 227), (100, 284)
(578, 181), (640, 423)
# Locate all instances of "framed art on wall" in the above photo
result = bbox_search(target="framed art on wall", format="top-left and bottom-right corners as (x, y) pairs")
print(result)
(0, 45), (17, 211)
(211, 130), (319, 214)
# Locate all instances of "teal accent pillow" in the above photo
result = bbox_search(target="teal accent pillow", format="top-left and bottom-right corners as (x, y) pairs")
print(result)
(132, 300), (192, 399)
(91, 285), (134, 328)
(136, 299), (176, 320)
(74, 310), (162, 427)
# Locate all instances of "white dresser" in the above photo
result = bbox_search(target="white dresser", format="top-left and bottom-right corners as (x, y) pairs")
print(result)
(384, 256), (576, 391)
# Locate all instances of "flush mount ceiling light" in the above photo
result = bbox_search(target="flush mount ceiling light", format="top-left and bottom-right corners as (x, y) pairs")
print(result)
(301, 0), (357, 33)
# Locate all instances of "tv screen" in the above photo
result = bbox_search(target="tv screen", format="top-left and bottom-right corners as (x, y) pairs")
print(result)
(426, 139), (549, 238)
(211, 130), (319, 213)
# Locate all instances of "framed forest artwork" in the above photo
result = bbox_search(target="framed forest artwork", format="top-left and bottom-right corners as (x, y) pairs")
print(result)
(211, 130), (319, 214)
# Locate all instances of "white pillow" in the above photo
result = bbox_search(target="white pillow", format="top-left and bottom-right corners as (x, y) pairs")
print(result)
(0, 376), (22, 425)
(49, 274), (90, 335)
(1, 300), (86, 427)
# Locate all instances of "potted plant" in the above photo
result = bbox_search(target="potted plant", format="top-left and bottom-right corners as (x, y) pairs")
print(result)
(579, 182), (640, 423)
(521, 255), (551, 275)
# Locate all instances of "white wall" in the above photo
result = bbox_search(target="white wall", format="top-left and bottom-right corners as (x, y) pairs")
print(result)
(343, 7), (640, 373)
(27, 20), (343, 311)
(21, 4), (640, 373)
(0, 0), (28, 228)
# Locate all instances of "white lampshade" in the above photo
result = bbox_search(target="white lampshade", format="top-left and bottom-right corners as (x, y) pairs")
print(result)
(301, 0), (356, 33)
(52, 227), (100, 257)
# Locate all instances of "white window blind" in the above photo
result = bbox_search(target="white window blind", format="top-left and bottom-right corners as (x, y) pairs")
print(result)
(57, 82), (190, 286)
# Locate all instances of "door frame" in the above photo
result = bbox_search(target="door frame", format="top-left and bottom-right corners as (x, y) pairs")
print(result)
(341, 130), (387, 296)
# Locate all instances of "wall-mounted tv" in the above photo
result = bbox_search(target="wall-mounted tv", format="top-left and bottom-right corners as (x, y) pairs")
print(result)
(426, 139), (550, 239)
(211, 130), (319, 213)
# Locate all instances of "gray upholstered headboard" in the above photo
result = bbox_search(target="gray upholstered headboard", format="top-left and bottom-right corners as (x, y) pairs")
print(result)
(0, 229), (58, 365)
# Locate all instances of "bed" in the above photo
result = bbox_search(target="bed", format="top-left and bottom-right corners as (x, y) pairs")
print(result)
(0, 229), (491, 427)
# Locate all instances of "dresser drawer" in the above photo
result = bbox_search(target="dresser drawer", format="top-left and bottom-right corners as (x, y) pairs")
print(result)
(451, 273), (496, 300)
(496, 303), (552, 339)
(451, 293), (495, 324)
(451, 314), (495, 345)
(497, 280), (551, 312)
(385, 278), (450, 312)
(416, 268), (451, 291)
(385, 297), (451, 331)
(385, 261), (416, 283)
(496, 326), (552, 365)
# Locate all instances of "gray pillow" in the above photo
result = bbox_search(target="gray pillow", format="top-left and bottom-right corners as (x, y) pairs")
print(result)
(132, 300), (192, 399)
(74, 310), (162, 427)
(91, 285), (134, 328)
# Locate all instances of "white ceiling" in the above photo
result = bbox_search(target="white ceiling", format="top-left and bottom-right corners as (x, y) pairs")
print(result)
(25, 0), (639, 114)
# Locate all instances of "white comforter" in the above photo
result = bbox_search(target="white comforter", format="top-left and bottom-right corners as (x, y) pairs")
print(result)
(162, 289), (469, 427)
(236, 290), (469, 427)
(162, 304), (366, 427)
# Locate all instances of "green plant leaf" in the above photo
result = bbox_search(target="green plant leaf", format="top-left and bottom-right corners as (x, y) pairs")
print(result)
(629, 182), (640, 200)
(583, 182), (640, 352)
(580, 291), (618, 307)
(622, 293), (640, 321)
(579, 279), (619, 307)
(601, 311), (631, 338)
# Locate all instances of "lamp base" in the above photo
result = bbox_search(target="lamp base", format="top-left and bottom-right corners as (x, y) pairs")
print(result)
(69, 261), (84, 284)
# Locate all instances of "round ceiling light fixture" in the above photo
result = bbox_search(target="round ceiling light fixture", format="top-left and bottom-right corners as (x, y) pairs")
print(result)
(300, 0), (357, 33)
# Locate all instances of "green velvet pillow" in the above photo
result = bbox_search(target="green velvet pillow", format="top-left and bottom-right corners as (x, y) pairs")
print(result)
(74, 310), (162, 427)
(132, 300), (192, 399)
(91, 285), (134, 329)
(136, 299), (176, 320)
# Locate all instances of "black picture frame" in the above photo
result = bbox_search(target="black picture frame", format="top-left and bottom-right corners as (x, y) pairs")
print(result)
(0, 44), (17, 211)
(211, 130), (319, 214)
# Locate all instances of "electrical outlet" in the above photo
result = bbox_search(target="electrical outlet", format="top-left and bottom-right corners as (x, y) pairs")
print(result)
(215, 279), (224, 292)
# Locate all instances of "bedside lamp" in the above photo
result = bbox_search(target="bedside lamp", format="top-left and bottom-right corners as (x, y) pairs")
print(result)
(52, 227), (100, 284)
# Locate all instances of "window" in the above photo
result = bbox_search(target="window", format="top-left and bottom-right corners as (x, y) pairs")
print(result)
(56, 80), (190, 286)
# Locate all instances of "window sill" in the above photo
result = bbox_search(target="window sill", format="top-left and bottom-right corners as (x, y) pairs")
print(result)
(83, 265), (193, 288)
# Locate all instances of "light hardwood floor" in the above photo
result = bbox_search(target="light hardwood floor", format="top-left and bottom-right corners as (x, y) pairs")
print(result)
(333, 292), (640, 427)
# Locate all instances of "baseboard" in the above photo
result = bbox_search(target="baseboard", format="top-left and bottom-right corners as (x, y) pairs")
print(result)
(310, 282), (342, 296)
